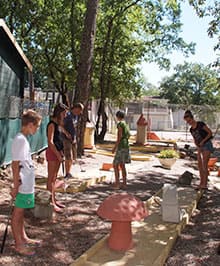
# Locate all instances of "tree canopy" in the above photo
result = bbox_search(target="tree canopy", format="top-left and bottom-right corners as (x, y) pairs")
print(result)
(0, 0), (196, 103)
(159, 62), (220, 106)
(0, 0), (219, 144)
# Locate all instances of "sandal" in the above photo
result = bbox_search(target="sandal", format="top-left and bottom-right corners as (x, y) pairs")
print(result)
(14, 245), (35, 256)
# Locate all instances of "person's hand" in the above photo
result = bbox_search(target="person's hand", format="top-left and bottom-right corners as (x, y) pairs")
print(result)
(62, 129), (71, 140)
(57, 152), (64, 162)
(66, 132), (72, 140)
(198, 141), (204, 147)
(10, 187), (18, 199)
(112, 146), (116, 154)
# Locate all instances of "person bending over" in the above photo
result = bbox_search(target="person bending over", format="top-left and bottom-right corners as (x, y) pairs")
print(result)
(184, 110), (214, 190)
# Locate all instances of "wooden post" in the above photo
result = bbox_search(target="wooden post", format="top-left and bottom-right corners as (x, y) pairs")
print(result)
(29, 71), (35, 101)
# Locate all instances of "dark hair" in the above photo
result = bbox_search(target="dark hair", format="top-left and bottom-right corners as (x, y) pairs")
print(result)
(52, 103), (68, 119)
(184, 110), (194, 119)
(71, 102), (84, 110)
(116, 110), (125, 119)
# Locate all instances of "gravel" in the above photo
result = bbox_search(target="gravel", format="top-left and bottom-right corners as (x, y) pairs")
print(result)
(0, 145), (219, 266)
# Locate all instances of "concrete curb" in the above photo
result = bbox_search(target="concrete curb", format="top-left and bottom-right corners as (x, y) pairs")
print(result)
(35, 175), (108, 193)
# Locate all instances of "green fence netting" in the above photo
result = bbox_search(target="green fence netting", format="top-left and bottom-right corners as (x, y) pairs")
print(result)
(0, 116), (49, 165)
(0, 57), (22, 118)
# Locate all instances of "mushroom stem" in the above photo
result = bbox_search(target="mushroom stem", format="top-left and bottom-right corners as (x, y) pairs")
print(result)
(108, 221), (133, 251)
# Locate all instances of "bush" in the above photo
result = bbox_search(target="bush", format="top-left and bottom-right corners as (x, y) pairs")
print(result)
(157, 149), (179, 159)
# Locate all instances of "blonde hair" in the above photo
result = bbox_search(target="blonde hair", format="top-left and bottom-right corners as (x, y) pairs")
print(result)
(21, 110), (42, 126)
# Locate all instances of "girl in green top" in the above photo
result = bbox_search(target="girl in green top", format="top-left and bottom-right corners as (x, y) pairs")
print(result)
(112, 111), (131, 189)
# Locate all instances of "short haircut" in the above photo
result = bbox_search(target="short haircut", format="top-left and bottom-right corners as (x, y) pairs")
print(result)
(71, 102), (84, 110)
(22, 110), (42, 126)
(116, 110), (125, 119)
(184, 110), (194, 119)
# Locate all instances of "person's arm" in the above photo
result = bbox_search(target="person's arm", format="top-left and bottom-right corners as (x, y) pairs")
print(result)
(112, 126), (123, 153)
(10, 161), (21, 199)
(59, 125), (72, 140)
(199, 124), (213, 147)
(47, 123), (63, 161)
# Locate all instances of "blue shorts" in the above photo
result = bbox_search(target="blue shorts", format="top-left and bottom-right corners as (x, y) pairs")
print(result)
(200, 140), (214, 153)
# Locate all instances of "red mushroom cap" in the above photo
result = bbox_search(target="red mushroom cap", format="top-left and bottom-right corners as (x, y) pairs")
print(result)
(97, 193), (148, 221)
(136, 114), (147, 126)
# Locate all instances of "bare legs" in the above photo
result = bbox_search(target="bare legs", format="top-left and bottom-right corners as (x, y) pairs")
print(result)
(65, 159), (72, 176)
(197, 149), (211, 188)
(11, 207), (36, 255)
(113, 163), (127, 189)
(47, 161), (62, 211)
(11, 207), (26, 248)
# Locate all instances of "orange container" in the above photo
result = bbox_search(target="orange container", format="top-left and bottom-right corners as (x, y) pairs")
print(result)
(208, 158), (217, 171)
(101, 163), (113, 171)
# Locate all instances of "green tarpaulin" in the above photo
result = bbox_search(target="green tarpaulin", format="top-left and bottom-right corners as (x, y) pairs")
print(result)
(0, 116), (49, 165)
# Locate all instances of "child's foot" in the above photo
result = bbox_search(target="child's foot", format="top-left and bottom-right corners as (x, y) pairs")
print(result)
(24, 238), (42, 247)
(121, 184), (127, 189)
(54, 205), (63, 213)
(56, 201), (65, 208)
(195, 186), (208, 191)
(14, 245), (35, 256)
(111, 183), (121, 190)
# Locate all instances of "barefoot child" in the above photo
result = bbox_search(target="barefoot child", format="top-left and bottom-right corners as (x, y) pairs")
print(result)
(112, 111), (131, 189)
(10, 110), (42, 255)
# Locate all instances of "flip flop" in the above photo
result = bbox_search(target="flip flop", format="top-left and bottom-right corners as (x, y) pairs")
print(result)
(14, 245), (35, 256)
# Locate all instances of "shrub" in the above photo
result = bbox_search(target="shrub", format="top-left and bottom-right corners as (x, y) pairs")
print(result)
(157, 149), (179, 159)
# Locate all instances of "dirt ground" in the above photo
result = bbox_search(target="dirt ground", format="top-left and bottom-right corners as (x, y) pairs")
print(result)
(0, 140), (220, 266)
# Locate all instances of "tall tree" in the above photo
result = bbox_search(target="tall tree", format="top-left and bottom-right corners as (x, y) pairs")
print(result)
(189, 0), (220, 66)
(159, 62), (220, 106)
(74, 0), (99, 155)
(93, 0), (195, 141)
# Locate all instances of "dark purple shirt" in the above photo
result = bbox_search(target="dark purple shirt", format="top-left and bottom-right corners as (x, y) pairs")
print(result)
(190, 121), (212, 146)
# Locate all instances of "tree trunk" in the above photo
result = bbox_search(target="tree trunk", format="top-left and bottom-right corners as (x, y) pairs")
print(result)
(74, 0), (99, 156)
(95, 99), (108, 142)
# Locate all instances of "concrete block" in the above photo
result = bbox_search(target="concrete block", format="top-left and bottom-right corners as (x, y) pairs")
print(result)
(33, 203), (53, 219)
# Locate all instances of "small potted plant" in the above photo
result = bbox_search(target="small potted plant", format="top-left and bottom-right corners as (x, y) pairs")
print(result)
(157, 149), (179, 169)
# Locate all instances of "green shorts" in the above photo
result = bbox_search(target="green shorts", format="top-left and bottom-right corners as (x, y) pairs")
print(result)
(15, 193), (35, 209)
(113, 148), (131, 165)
